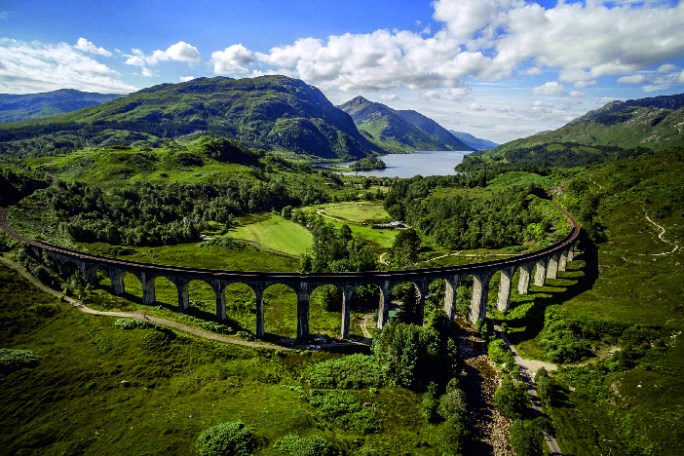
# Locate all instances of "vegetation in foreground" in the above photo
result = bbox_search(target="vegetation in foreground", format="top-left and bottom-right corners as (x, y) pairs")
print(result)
(0, 260), (480, 455)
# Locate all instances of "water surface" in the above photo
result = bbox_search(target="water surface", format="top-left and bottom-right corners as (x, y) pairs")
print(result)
(322, 150), (471, 178)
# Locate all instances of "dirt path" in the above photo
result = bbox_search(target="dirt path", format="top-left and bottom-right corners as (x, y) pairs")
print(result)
(359, 313), (374, 339)
(0, 255), (291, 351)
(642, 208), (679, 255)
(493, 325), (562, 455)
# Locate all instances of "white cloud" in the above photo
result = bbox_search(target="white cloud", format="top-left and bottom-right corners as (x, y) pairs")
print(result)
(658, 63), (676, 73)
(422, 87), (472, 101)
(0, 38), (135, 94)
(124, 41), (200, 68)
(179, 75), (196, 82)
(75, 38), (112, 57)
(379, 93), (400, 102)
(533, 81), (565, 96)
(569, 90), (585, 98)
(679, 70), (684, 83)
(237, 0), (684, 98)
(211, 44), (254, 74)
(618, 74), (646, 84)
(617, 66), (681, 91)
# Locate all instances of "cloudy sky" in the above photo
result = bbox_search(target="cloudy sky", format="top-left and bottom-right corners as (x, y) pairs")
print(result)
(2, 0), (683, 143)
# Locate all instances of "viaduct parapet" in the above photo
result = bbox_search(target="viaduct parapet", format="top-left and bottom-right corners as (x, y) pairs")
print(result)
(0, 203), (580, 340)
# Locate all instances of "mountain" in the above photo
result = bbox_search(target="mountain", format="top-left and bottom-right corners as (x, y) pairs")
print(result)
(0, 76), (381, 159)
(459, 92), (684, 171)
(339, 96), (473, 153)
(0, 89), (121, 122)
(448, 130), (498, 150)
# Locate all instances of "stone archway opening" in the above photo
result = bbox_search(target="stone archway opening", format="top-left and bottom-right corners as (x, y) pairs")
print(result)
(224, 282), (257, 334)
(390, 281), (424, 325)
(262, 283), (298, 341)
(309, 284), (342, 340)
(184, 278), (217, 321)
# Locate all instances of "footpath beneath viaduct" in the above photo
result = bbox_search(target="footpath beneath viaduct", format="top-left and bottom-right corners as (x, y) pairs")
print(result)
(0, 203), (580, 340)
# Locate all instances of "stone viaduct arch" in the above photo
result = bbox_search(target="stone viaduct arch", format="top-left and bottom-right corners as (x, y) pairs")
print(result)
(0, 203), (580, 340)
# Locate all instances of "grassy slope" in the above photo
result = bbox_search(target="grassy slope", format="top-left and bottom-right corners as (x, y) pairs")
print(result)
(492, 151), (684, 455)
(231, 214), (313, 257)
(0, 262), (441, 455)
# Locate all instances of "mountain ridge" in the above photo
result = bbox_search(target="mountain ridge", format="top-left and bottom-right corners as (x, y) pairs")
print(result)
(0, 76), (382, 159)
(339, 96), (474, 153)
(0, 89), (122, 123)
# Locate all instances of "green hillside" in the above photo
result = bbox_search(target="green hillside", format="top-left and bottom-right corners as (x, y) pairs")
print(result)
(460, 93), (684, 172)
(0, 76), (381, 160)
(339, 96), (472, 153)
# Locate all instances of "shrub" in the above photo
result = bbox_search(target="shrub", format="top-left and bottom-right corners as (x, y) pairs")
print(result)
(195, 421), (256, 456)
(113, 318), (153, 330)
(438, 388), (467, 420)
(301, 354), (388, 389)
(509, 419), (545, 456)
(493, 376), (530, 419)
(274, 434), (340, 456)
(307, 390), (381, 433)
(0, 348), (38, 374)
(421, 386), (439, 423)
(488, 338), (515, 369)
(438, 415), (469, 455)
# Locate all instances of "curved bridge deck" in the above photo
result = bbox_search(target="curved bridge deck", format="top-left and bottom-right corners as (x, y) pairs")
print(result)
(0, 203), (580, 340)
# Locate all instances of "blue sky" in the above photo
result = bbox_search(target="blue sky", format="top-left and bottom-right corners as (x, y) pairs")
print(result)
(1, 0), (683, 143)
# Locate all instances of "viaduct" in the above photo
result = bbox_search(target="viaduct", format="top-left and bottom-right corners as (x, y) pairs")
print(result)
(0, 204), (580, 340)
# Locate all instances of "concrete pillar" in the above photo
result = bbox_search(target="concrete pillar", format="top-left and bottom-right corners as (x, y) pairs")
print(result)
(377, 281), (392, 329)
(469, 273), (491, 325)
(340, 285), (355, 340)
(496, 267), (515, 312)
(416, 281), (426, 325)
(109, 269), (125, 296)
(296, 283), (310, 339)
(517, 263), (532, 295)
(254, 286), (265, 338)
(141, 272), (156, 305)
(533, 259), (547, 287)
(546, 255), (559, 280)
(80, 263), (96, 286)
(443, 275), (460, 322)
(567, 246), (575, 262)
(213, 280), (227, 322)
(175, 278), (190, 311)
(558, 250), (568, 272)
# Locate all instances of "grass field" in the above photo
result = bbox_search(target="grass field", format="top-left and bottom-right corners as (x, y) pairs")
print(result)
(304, 201), (400, 250)
(0, 262), (441, 456)
(231, 214), (313, 257)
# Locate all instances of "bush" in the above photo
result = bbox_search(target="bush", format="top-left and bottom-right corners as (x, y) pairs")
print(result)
(488, 338), (515, 369)
(493, 376), (530, 419)
(274, 434), (340, 456)
(509, 419), (545, 456)
(307, 390), (381, 433)
(113, 318), (153, 330)
(195, 421), (256, 456)
(0, 348), (38, 374)
(301, 354), (388, 389)
(438, 415), (469, 455)
(438, 387), (467, 420)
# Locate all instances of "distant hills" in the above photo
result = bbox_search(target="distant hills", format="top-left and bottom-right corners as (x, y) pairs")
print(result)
(0, 90), (121, 123)
(339, 96), (474, 152)
(0, 76), (381, 160)
(449, 130), (498, 150)
(460, 92), (684, 171)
